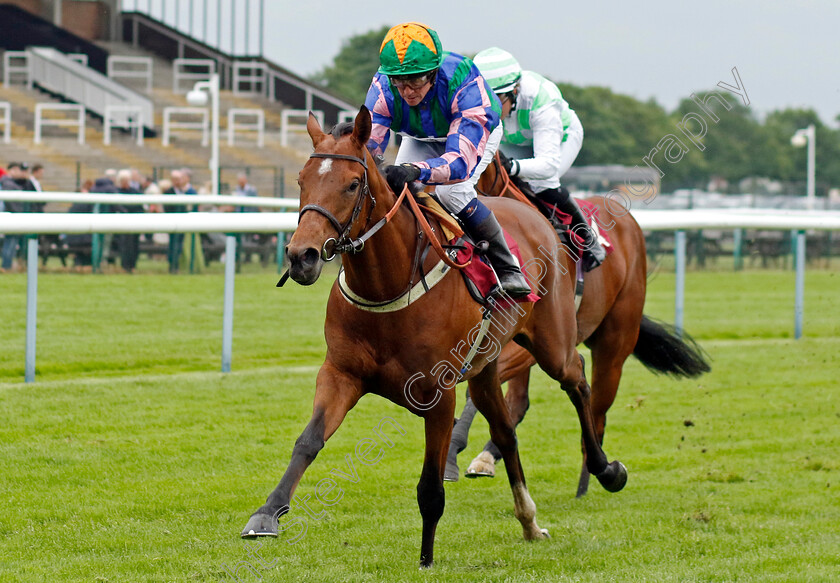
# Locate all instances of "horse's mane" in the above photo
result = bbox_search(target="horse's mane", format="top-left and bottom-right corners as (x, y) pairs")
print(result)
(330, 122), (355, 139)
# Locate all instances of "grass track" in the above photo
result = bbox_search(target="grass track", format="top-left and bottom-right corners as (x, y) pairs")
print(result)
(0, 267), (838, 581)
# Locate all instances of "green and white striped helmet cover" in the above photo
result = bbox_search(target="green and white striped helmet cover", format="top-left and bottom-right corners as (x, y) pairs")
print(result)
(473, 47), (522, 93)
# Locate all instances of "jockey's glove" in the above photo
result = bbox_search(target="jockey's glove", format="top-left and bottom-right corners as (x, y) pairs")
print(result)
(383, 163), (422, 194)
(499, 152), (519, 177)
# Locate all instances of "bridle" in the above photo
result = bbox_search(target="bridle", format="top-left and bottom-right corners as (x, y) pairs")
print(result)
(300, 152), (377, 260)
(299, 148), (472, 269)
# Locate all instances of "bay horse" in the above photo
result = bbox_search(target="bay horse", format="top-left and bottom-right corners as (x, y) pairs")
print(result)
(240, 107), (627, 567)
(445, 155), (711, 496)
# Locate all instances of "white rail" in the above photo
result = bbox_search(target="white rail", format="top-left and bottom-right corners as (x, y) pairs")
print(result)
(172, 58), (215, 93)
(107, 56), (153, 93)
(227, 108), (265, 147)
(34, 103), (85, 144)
(281, 109), (322, 148)
(3, 206), (836, 383)
(103, 105), (144, 146)
(162, 107), (208, 146)
(0, 191), (299, 209)
(232, 61), (268, 96)
(2, 51), (29, 86)
(0, 212), (297, 234)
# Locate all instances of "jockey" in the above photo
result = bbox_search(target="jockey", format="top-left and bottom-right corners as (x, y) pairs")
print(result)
(473, 47), (606, 271)
(364, 22), (531, 298)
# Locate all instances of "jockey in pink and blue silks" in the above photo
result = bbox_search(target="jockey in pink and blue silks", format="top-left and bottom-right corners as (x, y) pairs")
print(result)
(363, 22), (531, 298)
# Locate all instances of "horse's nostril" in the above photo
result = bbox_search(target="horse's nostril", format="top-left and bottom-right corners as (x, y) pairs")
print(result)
(302, 247), (320, 266)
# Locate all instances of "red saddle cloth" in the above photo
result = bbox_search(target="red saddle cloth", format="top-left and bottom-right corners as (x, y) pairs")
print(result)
(455, 232), (541, 308)
(453, 199), (613, 308)
(538, 198), (614, 261)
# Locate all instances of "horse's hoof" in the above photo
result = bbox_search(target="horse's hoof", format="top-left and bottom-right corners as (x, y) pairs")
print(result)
(465, 451), (496, 478)
(241, 513), (279, 538)
(524, 527), (550, 541)
(444, 459), (460, 482)
(596, 461), (627, 493)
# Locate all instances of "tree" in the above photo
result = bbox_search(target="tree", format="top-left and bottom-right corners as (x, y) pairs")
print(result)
(310, 26), (390, 107)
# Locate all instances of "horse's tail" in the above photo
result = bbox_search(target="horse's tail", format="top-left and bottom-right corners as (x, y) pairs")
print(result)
(632, 315), (711, 378)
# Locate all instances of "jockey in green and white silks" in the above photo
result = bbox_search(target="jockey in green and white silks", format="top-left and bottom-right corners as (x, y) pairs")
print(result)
(474, 47), (605, 271)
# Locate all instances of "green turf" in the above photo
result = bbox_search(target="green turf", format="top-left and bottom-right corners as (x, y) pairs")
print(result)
(0, 266), (838, 581)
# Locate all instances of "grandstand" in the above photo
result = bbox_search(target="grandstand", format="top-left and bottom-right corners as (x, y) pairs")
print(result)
(0, 1), (355, 198)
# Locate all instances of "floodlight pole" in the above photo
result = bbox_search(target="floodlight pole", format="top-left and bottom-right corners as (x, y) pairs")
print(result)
(189, 73), (220, 195)
(792, 124), (816, 210)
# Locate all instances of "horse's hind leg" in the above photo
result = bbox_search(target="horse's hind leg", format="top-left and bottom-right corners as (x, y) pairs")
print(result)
(417, 395), (456, 568)
(576, 305), (643, 497)
(465, 367), (531, 478)
(529, 314), (627, 493)
(469, 361), (547, 541)
(241, 363), (362, 537)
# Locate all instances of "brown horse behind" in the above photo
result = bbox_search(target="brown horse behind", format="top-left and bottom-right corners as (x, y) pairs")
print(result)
(445, 155), (710, 495)
(240, 108), (627, 567)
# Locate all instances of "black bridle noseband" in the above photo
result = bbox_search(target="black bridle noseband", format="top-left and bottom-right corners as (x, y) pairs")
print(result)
(300, 152), (376, 260)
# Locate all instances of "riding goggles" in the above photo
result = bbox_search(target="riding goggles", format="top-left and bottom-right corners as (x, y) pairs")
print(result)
(390, 72), (435, 90)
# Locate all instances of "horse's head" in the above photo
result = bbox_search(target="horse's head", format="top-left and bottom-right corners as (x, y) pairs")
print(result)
(287, 107), (374, 285)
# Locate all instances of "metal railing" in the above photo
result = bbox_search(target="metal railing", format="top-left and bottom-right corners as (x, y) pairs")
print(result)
(27, 47), (155, 133)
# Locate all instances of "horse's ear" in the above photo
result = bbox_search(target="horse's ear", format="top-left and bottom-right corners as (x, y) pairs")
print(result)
(307, 112), (326, 146)
(352, 105), (372, 148)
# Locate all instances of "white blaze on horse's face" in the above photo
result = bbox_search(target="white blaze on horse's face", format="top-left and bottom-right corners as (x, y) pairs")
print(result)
(318, 158), (333, 176)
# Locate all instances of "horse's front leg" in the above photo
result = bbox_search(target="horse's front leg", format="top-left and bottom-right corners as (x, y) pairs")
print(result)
(444, 388), (478, 481)
(417, 392), (455, 568)
(241, 362), (362, 537)
(469, 361), (548, 541)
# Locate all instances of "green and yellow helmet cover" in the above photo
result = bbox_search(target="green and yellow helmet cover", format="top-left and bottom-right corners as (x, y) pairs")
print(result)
(379, 22), (443, 76)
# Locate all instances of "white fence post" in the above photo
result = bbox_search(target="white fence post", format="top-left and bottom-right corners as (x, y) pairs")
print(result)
(34, 103), (85, 145)
(173, 58), (215, 93)
(281, 109), (323, 148)
(162, 107), (209, 146)
(794, 230), (806, 339)
(674, 230), (687, 336)
(3, 51), (29, 86)
(104, 105), (144, 146)
(0, 102), (10, 144)
(227, 108), (265, 147)
(107, 56), (153, 93)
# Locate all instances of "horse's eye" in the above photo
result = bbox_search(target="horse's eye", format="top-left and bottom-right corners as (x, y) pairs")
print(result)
(348, 180), (360, 192)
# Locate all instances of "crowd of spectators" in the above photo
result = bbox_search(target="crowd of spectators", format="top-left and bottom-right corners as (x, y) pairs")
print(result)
(0, 163), (264, 273)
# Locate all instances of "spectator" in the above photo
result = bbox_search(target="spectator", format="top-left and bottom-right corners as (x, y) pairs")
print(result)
(233, 173), (259, 213)
(164, 168), (197, 273)
(66, 180), (96, 270)
(29, 163), (45, 192)
(90, 173), (119, 268)
(130, 168), (143, 192)
(1, 162), (24, 271)
(116, 169), (143, 273)
(28, 163), (64, 266)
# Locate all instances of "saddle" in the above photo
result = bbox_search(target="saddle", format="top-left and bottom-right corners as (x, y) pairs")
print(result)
(414, 192), (539, 308)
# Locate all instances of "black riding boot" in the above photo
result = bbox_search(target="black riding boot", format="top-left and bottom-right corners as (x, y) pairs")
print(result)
(457, 200), (532, 298)
(538, 187), (606, 271)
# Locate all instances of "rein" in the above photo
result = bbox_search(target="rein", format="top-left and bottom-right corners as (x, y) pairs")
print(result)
(485, 153), (539, 209)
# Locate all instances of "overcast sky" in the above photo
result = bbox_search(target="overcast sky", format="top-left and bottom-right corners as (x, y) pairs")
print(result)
(128, 0), (839, 124)
(262, 0), (839, 124)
